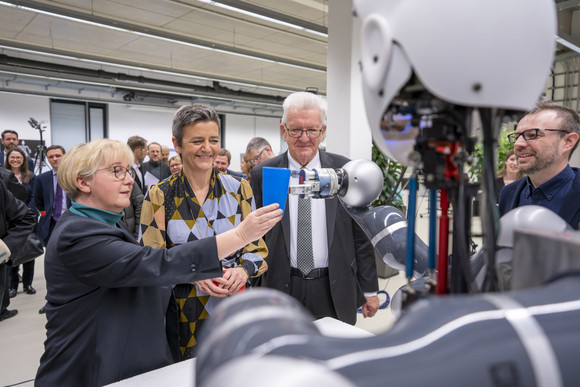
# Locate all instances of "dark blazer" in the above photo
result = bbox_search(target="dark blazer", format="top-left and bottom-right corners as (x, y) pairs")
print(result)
(250, 151), (378, 325)
(33, 170), (71, 244)
(141, 161), (171, 186)
(498, 166), (580, 230)
(35, 211), (222, 387)
(131, 163), (145, 193)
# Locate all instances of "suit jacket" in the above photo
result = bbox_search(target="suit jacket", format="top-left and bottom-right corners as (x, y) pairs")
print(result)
(498, 166), (580, 230)
(250, 151), (378, 324)
(35, 211), (222, 387)
(141, 161), (171, 187)
(132, 163), (145, 193)
(33, 170), (71, 244)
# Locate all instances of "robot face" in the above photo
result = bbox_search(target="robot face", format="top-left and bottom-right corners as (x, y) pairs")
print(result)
(354, 0), (556, 165)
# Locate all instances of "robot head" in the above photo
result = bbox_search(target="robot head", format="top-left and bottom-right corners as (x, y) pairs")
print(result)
(354, 0), (556, 164)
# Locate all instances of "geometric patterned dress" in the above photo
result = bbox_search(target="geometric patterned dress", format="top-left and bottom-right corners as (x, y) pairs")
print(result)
(139, 169), (268, 359)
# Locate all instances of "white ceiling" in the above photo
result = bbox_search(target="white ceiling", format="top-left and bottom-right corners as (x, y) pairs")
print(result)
(0, 0), (329, 116)
(1, 0), (579, 117)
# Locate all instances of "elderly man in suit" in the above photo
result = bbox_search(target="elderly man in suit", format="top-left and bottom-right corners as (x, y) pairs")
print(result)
(250, 91), (379, 325)
(499, 101), (580, 229)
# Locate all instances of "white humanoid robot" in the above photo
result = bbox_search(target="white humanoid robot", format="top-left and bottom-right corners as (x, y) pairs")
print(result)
(196, 1), (580, 386)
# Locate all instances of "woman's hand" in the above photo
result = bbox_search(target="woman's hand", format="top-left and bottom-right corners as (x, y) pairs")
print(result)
(194, 278), (230, 298)
(216, 204), (282, 259)
(235, 204), (283, 244)
(222, 267), (249, 294)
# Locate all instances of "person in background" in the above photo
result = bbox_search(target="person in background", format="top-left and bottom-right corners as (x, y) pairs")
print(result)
(127, 136), (148, 193)
(250, 91), (379, 325)
(214, 148), (246, 178)
(495, 149), (524, 199)
(35, 138), (281, 386)
(34, 145), (70, 314)
(499, 101), (580, 229)
(0, 169), (35, 322)
(4, 148), (37, 297)
(0, 130), (35, 171)
(140, 104), (270, 360)
(246, 137), (275, 167)
(169, 155), (182, 175)
(122, 180), (143, 241)
(161, 145), (170, 164)
(241, 152), (252, 181)
(141, 142), (171, 188)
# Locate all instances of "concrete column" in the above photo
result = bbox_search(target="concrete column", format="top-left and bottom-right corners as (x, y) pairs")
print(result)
(326, 0), (373, 161)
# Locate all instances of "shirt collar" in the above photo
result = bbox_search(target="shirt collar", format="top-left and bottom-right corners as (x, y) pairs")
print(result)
(523, 164), (574, 200)
(287, 151), (321, 170)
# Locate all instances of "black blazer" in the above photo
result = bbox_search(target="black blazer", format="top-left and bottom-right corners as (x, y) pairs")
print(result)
(36, 211), (222, 387)
(250, 151), (378, 325)
(498, 166), (580, 230)
(141, 161), (171, 187)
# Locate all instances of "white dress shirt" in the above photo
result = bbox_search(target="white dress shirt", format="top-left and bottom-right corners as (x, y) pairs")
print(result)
(287, 151), (328, 269)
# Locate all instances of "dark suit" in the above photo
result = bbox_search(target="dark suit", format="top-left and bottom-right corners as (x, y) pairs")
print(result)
(141, 160), (171, 188)
(132, 163), (145, 193)
(0, 177), (36, 314)
(498, 166), (580, 230)
(35, 211), (221, 386)
(250, 151), (378, 325)
(34, 170), (71, 245)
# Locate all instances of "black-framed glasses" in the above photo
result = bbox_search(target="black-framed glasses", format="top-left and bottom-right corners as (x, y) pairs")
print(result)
(250, 148), (267, 165)
(507, 128), (569, 143)
(97, 166), (135, 180)
(283, 124), (323, 138)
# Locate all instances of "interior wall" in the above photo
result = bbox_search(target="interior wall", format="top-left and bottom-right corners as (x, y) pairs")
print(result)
(0, 93), (282, 172)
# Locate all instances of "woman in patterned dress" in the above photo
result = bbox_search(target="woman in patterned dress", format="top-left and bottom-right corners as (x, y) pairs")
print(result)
(140, 104), (270, 360)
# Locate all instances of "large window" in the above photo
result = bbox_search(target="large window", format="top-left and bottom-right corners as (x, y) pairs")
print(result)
(50, 100), (107, 151)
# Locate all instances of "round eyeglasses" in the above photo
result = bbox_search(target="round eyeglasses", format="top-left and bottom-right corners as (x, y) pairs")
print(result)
(96, 166), (135, 180)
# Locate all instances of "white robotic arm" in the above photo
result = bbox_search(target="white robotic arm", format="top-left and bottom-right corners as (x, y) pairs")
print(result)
(355, 0), (556, 165)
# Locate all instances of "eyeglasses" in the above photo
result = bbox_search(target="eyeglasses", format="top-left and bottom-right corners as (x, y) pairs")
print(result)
(250, 148), (267, 165)
(97, 166), (135, 180)
(283, 124), (323, 138)
(507, 128), (569, 143)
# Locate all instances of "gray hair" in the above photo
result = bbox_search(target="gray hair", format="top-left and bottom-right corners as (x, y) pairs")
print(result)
(281, 91), (327, 126)
(246, 137), (272, 153)
(172, 104), (220, 146)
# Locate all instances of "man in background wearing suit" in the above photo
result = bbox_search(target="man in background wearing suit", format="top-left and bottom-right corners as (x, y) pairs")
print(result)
(34, 145), (69, 246)
(127, 136), (148, 193)
(34, 145), (70, 314)
(1, 130), (35, 171)
(499, 101), (580, 229)
(141, 142), (171, 189)
(250, 91), (379, 325)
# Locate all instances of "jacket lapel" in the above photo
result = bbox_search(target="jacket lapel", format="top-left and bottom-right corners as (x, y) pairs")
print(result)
(320, 151), (337, 249)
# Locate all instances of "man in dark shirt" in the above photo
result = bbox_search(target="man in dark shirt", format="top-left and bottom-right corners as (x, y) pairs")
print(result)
(499, 101), (580, 229)
(141, 142), (171, 189)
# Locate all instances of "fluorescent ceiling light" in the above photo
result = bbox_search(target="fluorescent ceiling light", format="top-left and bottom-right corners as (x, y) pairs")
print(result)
(197, 0), (328, 38)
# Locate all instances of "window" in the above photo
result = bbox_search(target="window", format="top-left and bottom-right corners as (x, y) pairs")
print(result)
(50, 100), (107, 151)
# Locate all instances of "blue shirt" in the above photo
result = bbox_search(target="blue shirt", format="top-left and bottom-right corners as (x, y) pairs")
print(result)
(518, 164), (575, 215)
